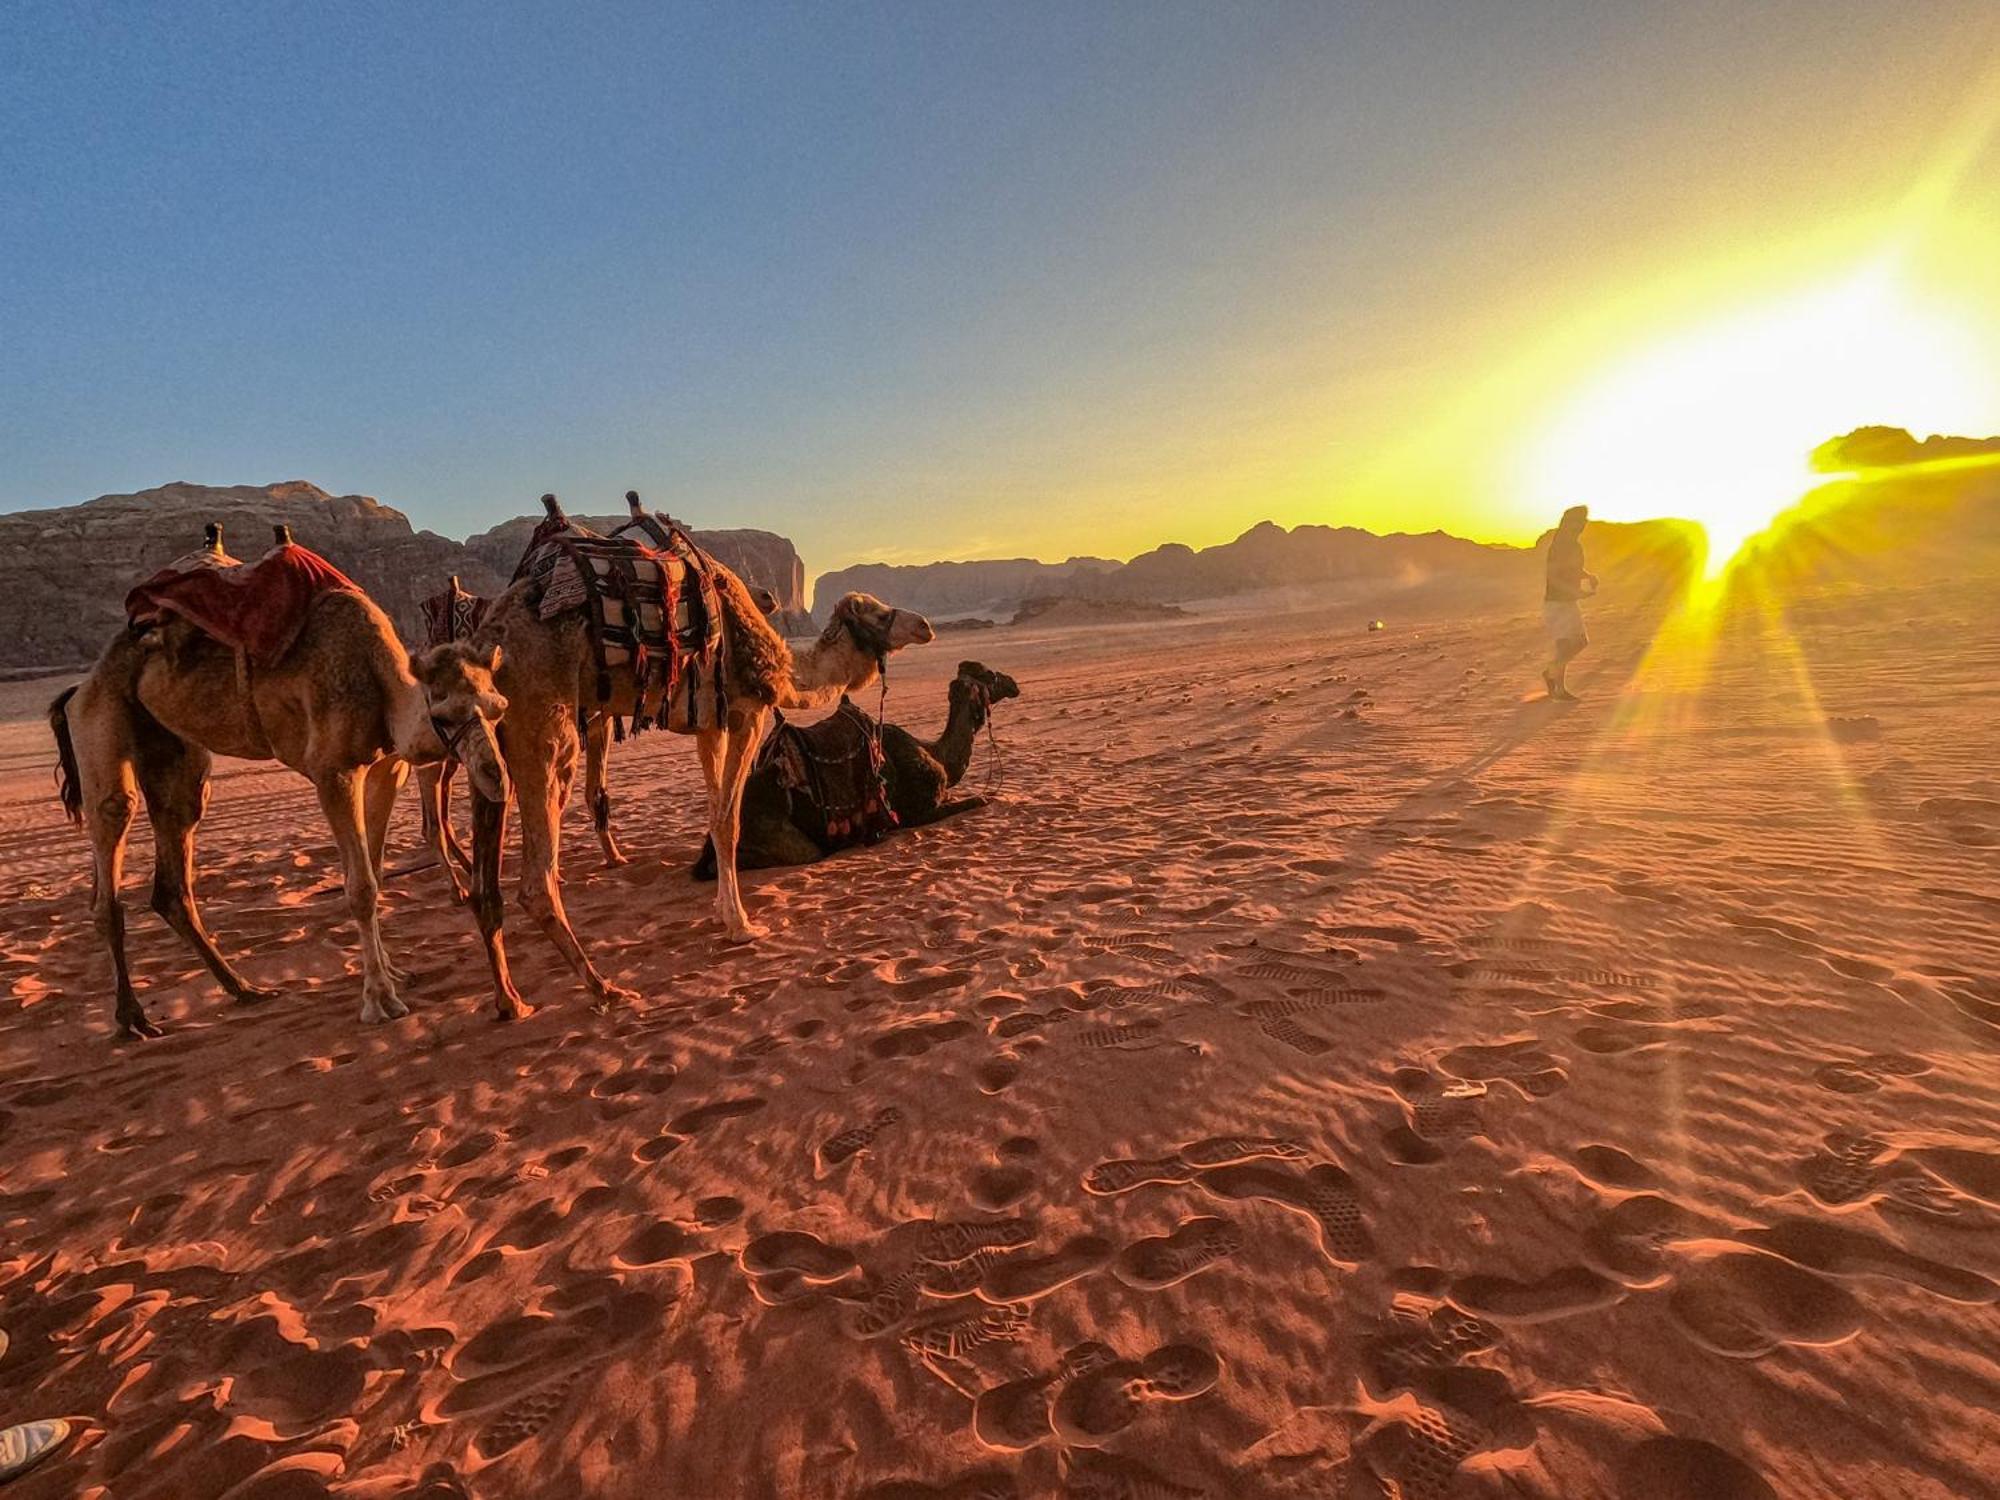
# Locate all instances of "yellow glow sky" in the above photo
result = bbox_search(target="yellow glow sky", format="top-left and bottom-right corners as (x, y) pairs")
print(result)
(931, 46), (2000, 575)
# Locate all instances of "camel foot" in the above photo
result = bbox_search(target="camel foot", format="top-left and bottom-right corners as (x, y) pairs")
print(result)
(602, 849), (632, 869)
(722, 920), (770, 944)
(589, 982), (642, 1014)
(494, 995), (535, 1023)
(231, 983), (281, 1006)
(117, 1012), (165, 1041)
(360, 992), (411, 1024)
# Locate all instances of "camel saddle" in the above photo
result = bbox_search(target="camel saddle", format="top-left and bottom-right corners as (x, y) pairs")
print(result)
(512, 509), (727, 734)
(125, 541), (362, 668)
(419, 577), (491, 647)
(758, 699), (898, 852)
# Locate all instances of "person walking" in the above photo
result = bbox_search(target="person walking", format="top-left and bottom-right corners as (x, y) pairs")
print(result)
(1542, 504), (1597, 701)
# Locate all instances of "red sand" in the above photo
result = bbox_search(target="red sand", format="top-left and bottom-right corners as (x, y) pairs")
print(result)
(1, 576), (1997, 1498)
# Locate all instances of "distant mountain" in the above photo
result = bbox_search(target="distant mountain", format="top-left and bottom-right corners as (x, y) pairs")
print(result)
(0, 482), (811, 673)
(810, 555), (1119, 620)
(1810, 426), (2000, 473)
(815, 520), (1533, 621)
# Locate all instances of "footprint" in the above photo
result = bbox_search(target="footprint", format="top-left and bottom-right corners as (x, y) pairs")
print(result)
(1084, 1157), (1198, 1197)
(1113, 1216), (1243, 1290)
(1737, 1217), (1998, 1303)
(921, 1219), (1036, 1264)
(1584, 1195), (1699, 1287)
(1797, 1132), (1891, 1206)
(1386, 1069), (1483, 1164)
(1438, 1038), (1567, 1098)
(971, 1340), (1119, 1451)
(1573, 1144), (1659, 1192)
(1666, 1250), (1864, 1358)
(1447, 1265), (1622, 1322)
(668, 1096), (768, 1134)
(816, 1107), (902, 1175)
(970, 1163), (1037, 1213)
(1812, 1054), (1930, 1094)
(1362, 1299), (1501, 1398)
(741, 1231), (859, 1285)
(900, 1301), (1031, 1361)
(616, 1220), (689, 1269)
(472, 1366), (587, 1459)
(1198, 1161), (1371, 1265)
(1179, 1136), (1308, 1167)
(978, 1234), (1115, 1303)
(1050, 1343), (1221, 1447)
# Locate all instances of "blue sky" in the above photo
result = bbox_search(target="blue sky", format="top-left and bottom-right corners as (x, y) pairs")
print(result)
(4, 2), (1995, 578)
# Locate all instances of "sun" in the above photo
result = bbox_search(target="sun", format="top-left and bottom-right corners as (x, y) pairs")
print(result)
(1517, 261), (2000, 571)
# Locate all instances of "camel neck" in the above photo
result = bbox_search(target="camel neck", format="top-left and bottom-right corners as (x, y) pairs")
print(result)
(928, 688), (982, 786)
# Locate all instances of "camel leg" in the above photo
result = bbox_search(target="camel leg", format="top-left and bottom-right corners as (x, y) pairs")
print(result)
(313, 768), (407, 1025)
(507, 717), (637, 1008)
(139, 734), (279, 1006)
(363, 758), (409, 878)
(71, 695), (154, 1039)
(707, 707), (770, 941)
(586, 715), (628, 868)
(436, 759), (472, 872)
(361, 759), (416, 985)
(467, 783), (530, 1021)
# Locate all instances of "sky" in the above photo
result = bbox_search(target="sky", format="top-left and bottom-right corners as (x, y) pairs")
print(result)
(4, 1), (1997, 580)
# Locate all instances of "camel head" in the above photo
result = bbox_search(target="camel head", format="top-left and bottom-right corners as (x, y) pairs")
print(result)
(412, 641), (510, 803)
(821, 593), (935, 686)
(951, 660), (1020, 728)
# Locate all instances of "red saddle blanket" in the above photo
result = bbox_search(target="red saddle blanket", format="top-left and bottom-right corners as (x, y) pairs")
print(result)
(125, 542), (362, 667)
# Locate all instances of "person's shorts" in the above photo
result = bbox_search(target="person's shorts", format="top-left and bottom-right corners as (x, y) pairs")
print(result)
(1543, 600), (1587, 645)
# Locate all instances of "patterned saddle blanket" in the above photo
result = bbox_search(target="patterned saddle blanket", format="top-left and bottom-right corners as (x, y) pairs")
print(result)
(511, 508), (728, 731)
(419, 578), (491, 647)
(758, 699), (898, 850)
(125, 540), (361, 668)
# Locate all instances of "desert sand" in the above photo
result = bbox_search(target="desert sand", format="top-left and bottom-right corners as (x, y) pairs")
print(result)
(1, 572), (1997, 1500)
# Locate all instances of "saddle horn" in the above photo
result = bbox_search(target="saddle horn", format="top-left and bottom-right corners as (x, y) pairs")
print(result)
(203, 521), (224, 554)
(272, 523), (293, 547)
(625, 489), (646, 518)
(540, 493), (567, 523)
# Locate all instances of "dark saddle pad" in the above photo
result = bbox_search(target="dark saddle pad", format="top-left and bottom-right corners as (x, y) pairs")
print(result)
(759, 699), (898, 850)
(512, 511), (727, 729)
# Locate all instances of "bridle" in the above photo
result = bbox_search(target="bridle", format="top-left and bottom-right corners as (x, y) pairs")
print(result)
(836, 604), (898, 668)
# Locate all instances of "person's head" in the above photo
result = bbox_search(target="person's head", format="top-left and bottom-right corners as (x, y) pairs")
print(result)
(1560, 504), (1588, 533)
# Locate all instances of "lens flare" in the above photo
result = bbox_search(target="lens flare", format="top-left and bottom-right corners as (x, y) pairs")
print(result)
(1517, 261), (1999, 571)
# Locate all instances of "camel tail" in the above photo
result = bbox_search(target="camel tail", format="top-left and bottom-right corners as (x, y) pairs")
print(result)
(48, 685), (83, 825)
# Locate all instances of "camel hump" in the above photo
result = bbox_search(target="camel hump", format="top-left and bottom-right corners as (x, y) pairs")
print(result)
(541, 492), (566, 522)
(625, 489), (645, 515)
(273, 523), (293, 546)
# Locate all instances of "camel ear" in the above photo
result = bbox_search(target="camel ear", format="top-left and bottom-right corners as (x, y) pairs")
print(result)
(480, 644), (504, 675)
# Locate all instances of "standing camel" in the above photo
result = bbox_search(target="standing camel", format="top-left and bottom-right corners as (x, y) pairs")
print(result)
(408, 575), (785, 899)
(415, 504), (932, 1019)
(49, 530), (508, 1038)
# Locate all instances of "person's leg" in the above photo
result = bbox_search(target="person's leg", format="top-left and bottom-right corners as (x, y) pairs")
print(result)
(1550, 634), (1585, 699)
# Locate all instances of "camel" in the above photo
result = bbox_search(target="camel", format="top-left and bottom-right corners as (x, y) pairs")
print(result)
(693, 660), (1019, 876)
(410, 577), (784, 900)
(414, 497), (933, 1019)
(49, 527), (502, 1038)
